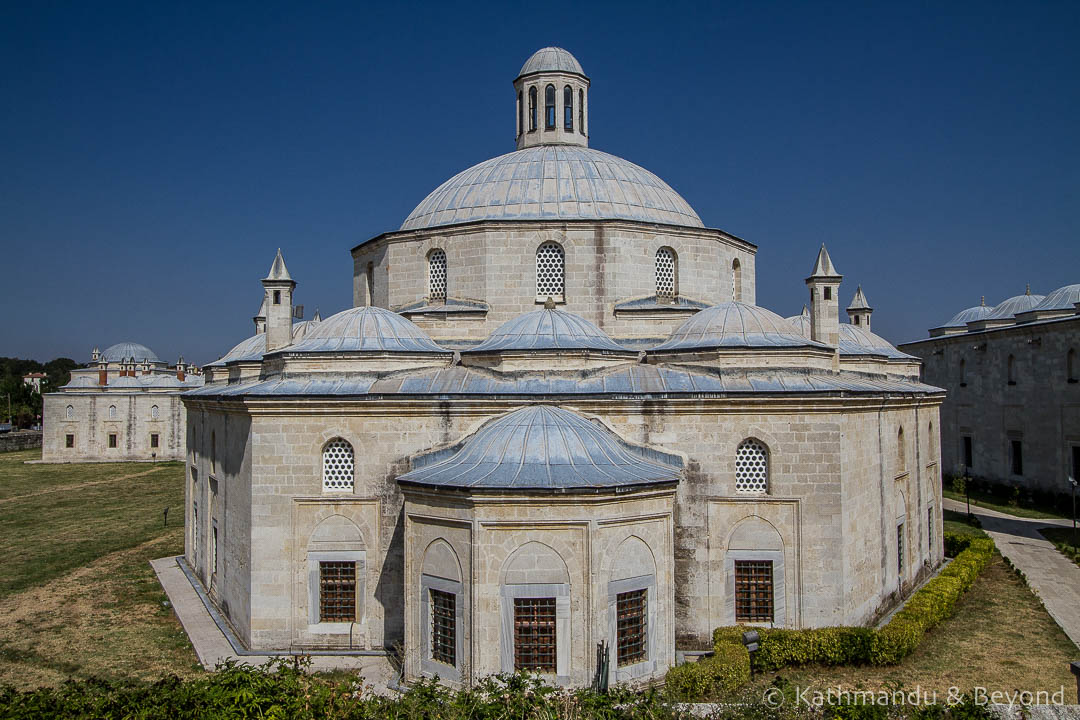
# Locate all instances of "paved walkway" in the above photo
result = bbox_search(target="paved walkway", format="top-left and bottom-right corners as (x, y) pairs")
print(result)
(943, 498), (1080, 647)
(151, 556), (397, 690)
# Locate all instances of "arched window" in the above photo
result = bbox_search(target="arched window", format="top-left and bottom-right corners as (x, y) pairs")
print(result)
(732, 258), (742, 302)
(66, 405), (74, 420)
(656, 247), (677, 298)
(323, 439), (355, 492)
(210, 431), (216, 475)
(929, 421), (936, 461)
(428, 249), (447, 301)
(578, 89), (584, 134)
(897, 426), (906, 474)
(517, 90), (523, 138)
(735, 439), (769, 494)
(563, 85), (573, 131)
(528, 86), (537, 131)
(151, 405), (159, 420)
(108, 405), (117, 420)
(544, 84), (556, 129)
(1007, 355), (1016, 385)
(535, 242), (565, 300)
(1068, 349), (1077, 383)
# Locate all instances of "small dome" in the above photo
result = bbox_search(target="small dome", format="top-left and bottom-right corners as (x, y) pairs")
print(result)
(1031, 284), (1080, 312)
(838, 325), (915, 360)
(652, 302), (823, 352)
(401, 146), (703, 231)
(940, 304), (993, 328)
(467, 309), (629, 353)
(285, 306), (448, 354)
(100, 342), (159, 363)
(517, 47), (585, 78)
(397, 405), (682, 491)
(985, 292), (1045, 320)
(208, 319), (321, 367)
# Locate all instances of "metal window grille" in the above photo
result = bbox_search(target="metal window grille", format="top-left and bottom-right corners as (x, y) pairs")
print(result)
(734, 560), (773, 622)
(897, 524), (905, 574)
(323, 439), (354, 492)
(430, 589), (456, 666)
(928, 508), (934, 555)
(66, 405), (74, 420)
(109, 405), (117, 419)
(616, 589), (647, 666)
(656, 248), (675, 298)
(735, 439), (768, 494)
(151, 405), (159, 419)
(65, 434), (74, 448)
(319, 561), (356, 622)
(151, 434), (159, 448)
(536, 243), (564, 299)
(108, 433), (117, 448)
(513, 597), (557, 672)
(428, 250), (447, 301)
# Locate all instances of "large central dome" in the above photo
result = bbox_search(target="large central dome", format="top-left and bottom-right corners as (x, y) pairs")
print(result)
(401, 145), (703, 231)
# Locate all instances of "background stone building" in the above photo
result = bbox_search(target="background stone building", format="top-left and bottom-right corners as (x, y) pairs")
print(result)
(899, 284), (1080, 492)
(42, 342), (203, 462)
(182, 48), (944, 688)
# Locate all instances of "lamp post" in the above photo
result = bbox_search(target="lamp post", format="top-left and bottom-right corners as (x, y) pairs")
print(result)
(960, 464), (971, 517)
(1069, 476), (1077, 551)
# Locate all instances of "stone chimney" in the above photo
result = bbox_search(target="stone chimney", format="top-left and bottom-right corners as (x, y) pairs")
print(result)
(98, 359), (108, 386)
(846, 285), (873, 332)
(176, 356), (186, 382)
(262, 249), (296, 353)
(805, 244), (843, 348)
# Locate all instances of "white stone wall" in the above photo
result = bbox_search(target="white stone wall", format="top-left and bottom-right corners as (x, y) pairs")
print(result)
(352, 221), (757, 345)
(43, 391), (187, 462)
(900, 316), (1080, 492)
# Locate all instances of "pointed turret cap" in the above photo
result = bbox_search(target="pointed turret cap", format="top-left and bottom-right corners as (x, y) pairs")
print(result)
(847, 285), (872, 311)
(264, 248), (293, 282)
(253, 295), (268, 319)
(807, 243), (841, 279)
(312, 307), (322, 322)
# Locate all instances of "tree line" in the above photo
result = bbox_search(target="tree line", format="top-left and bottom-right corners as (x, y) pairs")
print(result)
(1, 357), (81, 427)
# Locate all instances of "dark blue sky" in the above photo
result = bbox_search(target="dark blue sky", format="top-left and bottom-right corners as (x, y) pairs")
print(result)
(3, 1), (1078, 364)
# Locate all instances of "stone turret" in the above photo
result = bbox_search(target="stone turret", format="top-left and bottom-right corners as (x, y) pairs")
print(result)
(847, 285), (873, 332)
(253, 296), (268, 335)
(805, 244), (843, 348)
(262, 249), (296, 353)
(514, 47), (589, 150)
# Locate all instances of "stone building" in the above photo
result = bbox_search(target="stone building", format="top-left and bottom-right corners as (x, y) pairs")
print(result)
(899, 284), (1080, 492)
(42, 342), (203, 462)
(182, 48), (944, 688)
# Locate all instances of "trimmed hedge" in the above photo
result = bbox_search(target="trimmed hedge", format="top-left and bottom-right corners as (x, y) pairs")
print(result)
(663, 642), (750, 700)
(689, 534), (995, 681)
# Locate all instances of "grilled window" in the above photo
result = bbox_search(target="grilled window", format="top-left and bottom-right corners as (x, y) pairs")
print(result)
(513, 597), (556, 672)
(897, 524), (905, 574)
(578, 89), (584, 134)
(108, 433), (117, 449)
(319, 561), (356, 622)
(656, 247), (676, 298)
(734, 560), (773, 622)
(151, 404), (159, 419)
(735, 439), (769, 494)
(323, 439), (355, 492)
(529, 86), (537, 131)
(563, 85), (573, 130)
(428, 249), (447, 301)
(1010, 439), (1023, 476)
(928, 508), (934, 555)
(616, 589), (647, 666)
(66, 405), (74, 420)
(545, 84), (556, 129)
(150, 433), (159, 448)
(536, 242), (564, 299)
(109, 405), (117, 420)
(430, 589), (456, 666)
(65, 434), (74, 448)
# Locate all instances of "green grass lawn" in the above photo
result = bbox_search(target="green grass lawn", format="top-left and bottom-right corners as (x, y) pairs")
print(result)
(0, 449), (200, 688)
(942, 509), (988, 541)
(1039, 526), (1080, 568)
(942, 488), (1068, 520)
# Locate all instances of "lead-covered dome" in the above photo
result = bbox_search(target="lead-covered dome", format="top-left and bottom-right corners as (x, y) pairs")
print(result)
(517, 47), (585, 78)
(285, 306), (448, 354)
(101, 342), (159, 363)
(400, 146), (703, 231)
(939, 303), (993, 329)
(396, 405), (682, 491)
(1031, 284), (1080, 312)
(466, 308), (630, 354)
(985, 291), (1045, 320)
(652, 302), (824, 352)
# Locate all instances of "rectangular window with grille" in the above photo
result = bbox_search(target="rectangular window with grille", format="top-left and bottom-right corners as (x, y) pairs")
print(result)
(150, 433), (159, 448)
(319, 561), (356, 622)
(108, 433), (117, 448)
(734, 560), (773, 622)
(513, 597), (556, 672)
(897, 523), (905, 574)
(616, 588), (647, 666)
(430, 589), (456, 666)
(65, 434), (74, 448)
(928, 508), (934, 555)
(963, 436), (973, 469)
(1010, 440), (1023, 476)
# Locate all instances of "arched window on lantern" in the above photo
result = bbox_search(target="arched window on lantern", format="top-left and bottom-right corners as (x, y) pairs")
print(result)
(428, 249), (447, 302)
(656, 247), (677, 299)
(517, 90), (523, 138)
(563, 85), (573, 131)
(732, 259), (742, 302)
(544, 84), (556, 129)
(528, 87), (537, 132)
(735, 439), (769, 494)
(535, 242), (565, 301)
(578, 89), (584, 134)
(322, 438), (355, 492)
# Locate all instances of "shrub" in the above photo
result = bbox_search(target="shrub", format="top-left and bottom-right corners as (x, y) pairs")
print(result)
(746, 627), (874, 671)
(664, 641), (750, 701)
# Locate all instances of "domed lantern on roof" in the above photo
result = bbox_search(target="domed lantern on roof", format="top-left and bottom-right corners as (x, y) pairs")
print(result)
(514, 47), (589, 150)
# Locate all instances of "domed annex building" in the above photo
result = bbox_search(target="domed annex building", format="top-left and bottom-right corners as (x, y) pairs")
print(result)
(183, 48), (945, 687)
(899, 284), (1080, 493)
(42, 342), (203, 462)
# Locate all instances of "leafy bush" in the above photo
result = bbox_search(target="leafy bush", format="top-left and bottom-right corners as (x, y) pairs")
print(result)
(663, 642), (750, 701)
(702, 537), (996, 673)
